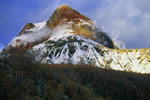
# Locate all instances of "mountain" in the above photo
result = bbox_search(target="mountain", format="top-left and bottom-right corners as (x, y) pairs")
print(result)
(1, 5), (150, 73)
(7, 5), (114, 50)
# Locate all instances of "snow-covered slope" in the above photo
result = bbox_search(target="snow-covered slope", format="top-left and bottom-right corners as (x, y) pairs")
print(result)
(28, 34), (150, 73)
(2, 5), (150, 73)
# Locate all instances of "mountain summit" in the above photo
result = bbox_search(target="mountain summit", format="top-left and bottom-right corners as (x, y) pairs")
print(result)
(1, 5), (150, 73)
(7, 5), (114, 50)
(48, 4), (91, 28)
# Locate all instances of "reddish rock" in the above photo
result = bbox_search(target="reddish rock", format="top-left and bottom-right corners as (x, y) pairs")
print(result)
(18, 23), (35, 36)
(48, 5), (92, 28)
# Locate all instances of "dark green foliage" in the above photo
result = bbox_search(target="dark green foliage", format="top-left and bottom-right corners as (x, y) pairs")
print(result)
(0, 51), (150, 100)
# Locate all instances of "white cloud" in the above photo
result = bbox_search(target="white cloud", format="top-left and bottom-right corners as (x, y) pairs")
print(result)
(90, 0), (150, 48)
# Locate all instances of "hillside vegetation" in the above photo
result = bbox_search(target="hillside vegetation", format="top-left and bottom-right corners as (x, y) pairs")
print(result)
(0, 51), (150, 100)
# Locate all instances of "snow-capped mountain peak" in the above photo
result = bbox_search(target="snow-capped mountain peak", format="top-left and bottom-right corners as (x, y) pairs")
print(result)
(8, 5), (114, 50)
(2, 5), (150, 74)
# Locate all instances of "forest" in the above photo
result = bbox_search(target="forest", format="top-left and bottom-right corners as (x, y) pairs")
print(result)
(0, 50), (150, 100)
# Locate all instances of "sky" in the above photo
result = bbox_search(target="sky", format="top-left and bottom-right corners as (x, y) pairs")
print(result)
(0, 43), (3, 51)
(0, 0), (150, 49)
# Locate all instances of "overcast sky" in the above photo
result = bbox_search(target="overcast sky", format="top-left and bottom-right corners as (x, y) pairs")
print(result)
(0, 0), (150, 49)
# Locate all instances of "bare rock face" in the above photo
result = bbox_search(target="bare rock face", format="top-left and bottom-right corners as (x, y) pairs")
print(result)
(48, 5), (91, 28)
(1, 5), (150, 73)
(17, 23), (35, 36)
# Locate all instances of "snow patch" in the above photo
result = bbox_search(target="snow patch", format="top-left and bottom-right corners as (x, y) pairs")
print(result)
(78, 19), (93, 27)
(9, 21), (52, 47)
(48, 22), (74, 41)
